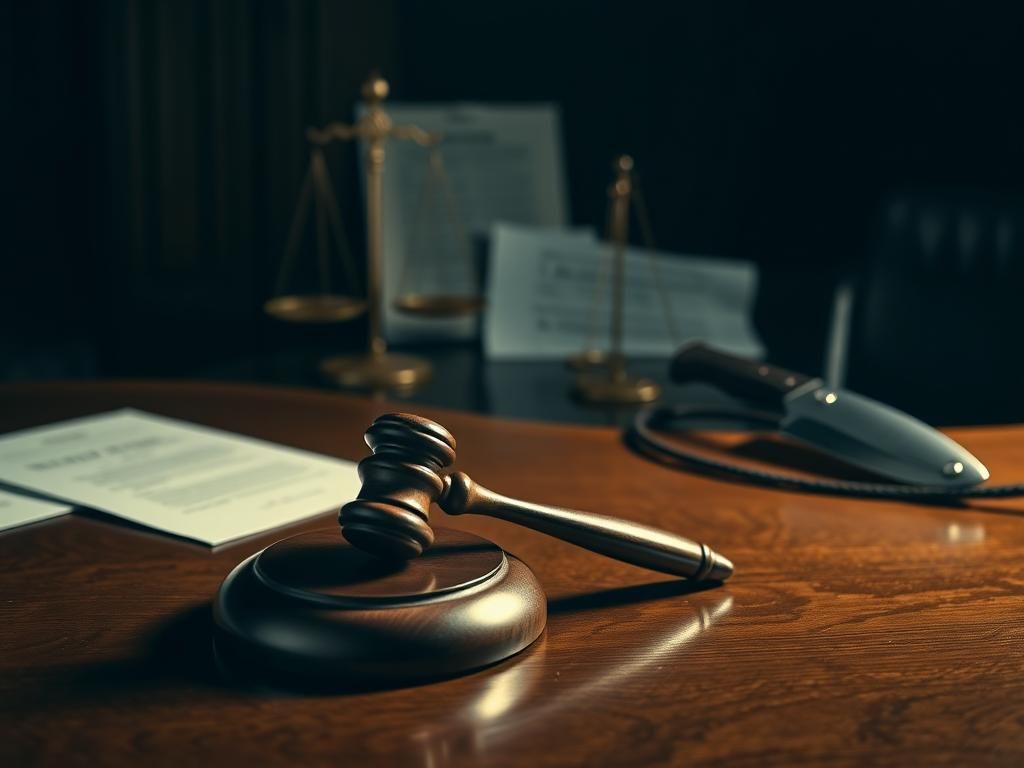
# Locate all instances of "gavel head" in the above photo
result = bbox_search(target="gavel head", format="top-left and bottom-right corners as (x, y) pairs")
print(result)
(339, 413), (457, 559)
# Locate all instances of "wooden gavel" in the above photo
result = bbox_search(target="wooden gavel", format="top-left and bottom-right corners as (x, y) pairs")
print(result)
(339, 413), (733, 582)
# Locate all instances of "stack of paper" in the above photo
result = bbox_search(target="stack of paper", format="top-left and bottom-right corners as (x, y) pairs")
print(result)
(484, 223), (764, 360)
(0, 410), (361, 545)
(0, 488), (71, 532)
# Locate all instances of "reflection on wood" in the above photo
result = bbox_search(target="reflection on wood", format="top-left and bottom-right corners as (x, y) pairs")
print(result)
(4, 381), (1024, 765)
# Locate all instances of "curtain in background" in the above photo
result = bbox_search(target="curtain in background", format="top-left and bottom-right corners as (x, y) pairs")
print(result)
(5, 0), (396, 377)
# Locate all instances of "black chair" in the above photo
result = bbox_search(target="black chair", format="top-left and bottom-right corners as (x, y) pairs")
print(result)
(826, 189), (1024, 426)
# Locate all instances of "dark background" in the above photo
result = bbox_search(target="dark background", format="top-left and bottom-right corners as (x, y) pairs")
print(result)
(4, 1), (1024, 423)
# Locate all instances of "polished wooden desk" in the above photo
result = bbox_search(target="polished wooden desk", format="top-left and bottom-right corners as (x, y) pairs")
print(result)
(3, 381), (1024, 766)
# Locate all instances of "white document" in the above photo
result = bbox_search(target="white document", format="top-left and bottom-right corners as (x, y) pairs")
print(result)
(485, 223), (764, 360)
(0, 410), (360, 546)
(363, 103), (569, 342)
(0, 488), (71, 532)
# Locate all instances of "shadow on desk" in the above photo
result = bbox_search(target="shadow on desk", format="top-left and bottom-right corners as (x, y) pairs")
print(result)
(2, 604), (222, 719)
(2, 576), (729, 718)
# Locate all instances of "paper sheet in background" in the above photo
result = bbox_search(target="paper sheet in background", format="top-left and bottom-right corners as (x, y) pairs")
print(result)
(0, 410), (360, 546)
(363, 103), (569, 342)
(484, 223), (764, 360)
(0, 488), (71, 532)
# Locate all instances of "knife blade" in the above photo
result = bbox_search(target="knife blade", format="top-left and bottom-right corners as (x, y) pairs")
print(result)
(670, 343), (989, 488)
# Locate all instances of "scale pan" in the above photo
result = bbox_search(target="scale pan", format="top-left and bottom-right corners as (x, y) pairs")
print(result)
(393, 294), (485, 317)
(264, 294), (368, 324)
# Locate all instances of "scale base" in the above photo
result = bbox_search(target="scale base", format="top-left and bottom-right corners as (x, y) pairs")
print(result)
(320, 351), (432, 392)
(214, 528), (547, 690)
(566, 349), (614, 370)
(573, 371), (661, 404)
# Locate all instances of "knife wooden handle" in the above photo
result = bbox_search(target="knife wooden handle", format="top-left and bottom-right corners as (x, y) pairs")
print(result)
(670, 343), (812, 411)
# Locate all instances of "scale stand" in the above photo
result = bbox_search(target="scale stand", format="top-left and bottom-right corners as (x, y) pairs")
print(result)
(266, 74), (479, 392)
(301, 75), (440, 392)
(573, 156), (667, 404)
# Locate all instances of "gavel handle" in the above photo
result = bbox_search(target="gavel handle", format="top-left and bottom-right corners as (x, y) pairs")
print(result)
(439, 472), (733, 581)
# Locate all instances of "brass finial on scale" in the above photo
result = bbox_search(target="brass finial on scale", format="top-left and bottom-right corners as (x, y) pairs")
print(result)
(308, 74), (439, 391)
(573, 156), (662, 404)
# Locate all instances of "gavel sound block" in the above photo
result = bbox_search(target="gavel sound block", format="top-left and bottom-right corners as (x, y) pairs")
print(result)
(214, 414), (732, 689)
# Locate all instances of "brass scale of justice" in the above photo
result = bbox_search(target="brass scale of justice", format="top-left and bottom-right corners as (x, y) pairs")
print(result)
(264, 74), (680, 403)
(264, 74), (482, 393)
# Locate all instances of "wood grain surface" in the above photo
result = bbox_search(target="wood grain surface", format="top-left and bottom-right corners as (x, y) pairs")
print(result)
(2, 380), (1024, 766)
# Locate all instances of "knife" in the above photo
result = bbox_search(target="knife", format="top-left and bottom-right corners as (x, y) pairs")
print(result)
(670, 343), (989, 488)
